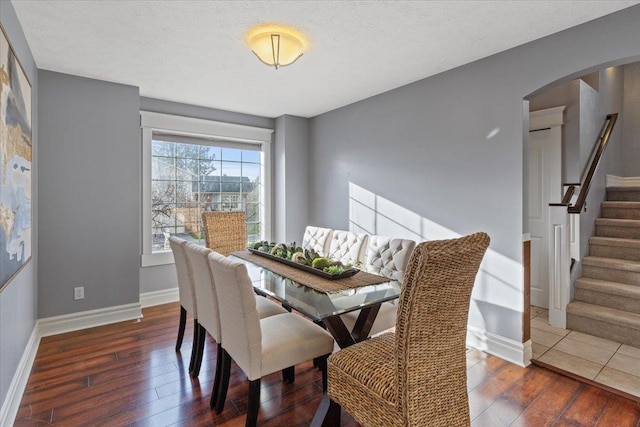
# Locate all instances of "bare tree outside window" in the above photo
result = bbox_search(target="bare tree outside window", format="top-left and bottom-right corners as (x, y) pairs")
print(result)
(151, 139), (262, 251)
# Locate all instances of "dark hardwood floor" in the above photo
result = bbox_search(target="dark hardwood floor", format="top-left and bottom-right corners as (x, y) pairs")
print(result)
(14, 302), (640, 426)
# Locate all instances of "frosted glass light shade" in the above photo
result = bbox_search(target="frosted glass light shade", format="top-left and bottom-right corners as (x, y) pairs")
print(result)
(246, 24), (308, 69)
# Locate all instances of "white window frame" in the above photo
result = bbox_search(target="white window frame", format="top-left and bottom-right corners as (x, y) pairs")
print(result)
(141, 111), (273, 267)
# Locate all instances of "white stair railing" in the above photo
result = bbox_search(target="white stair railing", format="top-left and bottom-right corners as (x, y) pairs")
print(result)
(548, 205), (571, 329)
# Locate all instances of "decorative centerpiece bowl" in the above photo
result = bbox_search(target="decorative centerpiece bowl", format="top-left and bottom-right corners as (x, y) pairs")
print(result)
(248, 241), (359, 280)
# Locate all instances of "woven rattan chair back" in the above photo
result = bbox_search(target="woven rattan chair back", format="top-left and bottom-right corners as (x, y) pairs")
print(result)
(395, 232), (490, 425)
(202, 211), (247, 256)
(325, 232), (489, 426)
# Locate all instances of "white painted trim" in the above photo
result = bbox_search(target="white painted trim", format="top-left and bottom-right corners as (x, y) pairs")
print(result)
(141, 250), (174, 268)
(529, 106), (565, 131)
(467, 326), (529, 367)
(548, 206), (570, 329)
(261, 139), (272, 240)
(141, 126), (153, 258)
(522, 233), (531, 242)
(140, 111), (274, 143)
(607, 174), (640, 187)
(140, 288), (179, 308)
(38, 303), (143, 338)
(0, 326), (40, 427)
(140, 111), (274, 263)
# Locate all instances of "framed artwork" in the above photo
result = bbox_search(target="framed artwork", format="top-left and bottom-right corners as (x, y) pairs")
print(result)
(0, 23), (32, 292)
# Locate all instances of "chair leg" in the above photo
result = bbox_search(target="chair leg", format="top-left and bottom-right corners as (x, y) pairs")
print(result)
(282, 366), (295, 383)
(246, 379), (261, 427)
(310, 396), (342, 427)
(327, 398), (341, 426)
(192, 324), (207, 377)
(188, 320), (200, 373)
(210, 343), (223, 409)
(313, 320), (326, 370)
(215, 349), (232, 414)
(318, 354), (330, 393)
(175, 306), (187, 352)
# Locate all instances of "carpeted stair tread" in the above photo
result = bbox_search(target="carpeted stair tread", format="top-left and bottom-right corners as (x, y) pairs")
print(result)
(576, 277), (640, 299)
(595, 218), (640, 227)
(582, 256), (640, 272)
(601, 201), (640, 208)
(607, 186), (640, 192)
(600, 201), (640, 220)
(589, 236), (640, 248)
(567, 301), (640, 331)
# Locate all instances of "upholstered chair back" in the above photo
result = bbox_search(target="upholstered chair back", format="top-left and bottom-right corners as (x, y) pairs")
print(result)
(184, 243), (220, 341)
(328, 230), (368, 265)
(394, 232), (489, 425)
(364, 236), (416, 284)
(302, 226), (333, 256)
(169, 236), (196, 317)
(208, 252), (263, 381)
(202, 211), (247, 256)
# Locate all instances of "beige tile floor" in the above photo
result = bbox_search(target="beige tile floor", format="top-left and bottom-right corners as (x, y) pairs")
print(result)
(530, 306), (640, 399)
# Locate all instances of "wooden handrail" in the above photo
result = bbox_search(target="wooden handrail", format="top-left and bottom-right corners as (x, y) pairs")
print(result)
(567, 113), (618, 214)
(550, 185), (576, 207)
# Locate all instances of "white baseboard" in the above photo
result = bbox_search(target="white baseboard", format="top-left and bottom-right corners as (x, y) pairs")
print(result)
(0, 325), (40, 427)
(140, 288), (179, 308)
(467, 326), (530, 367)
(607, 175), (640, 187)
(38, 302), (143, 338)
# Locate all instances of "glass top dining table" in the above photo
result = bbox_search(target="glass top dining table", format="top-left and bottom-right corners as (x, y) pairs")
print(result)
(230, 254), (401, 348)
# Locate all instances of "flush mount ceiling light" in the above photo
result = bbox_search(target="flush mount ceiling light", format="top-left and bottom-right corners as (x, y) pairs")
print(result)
(246, 24), (309, 69)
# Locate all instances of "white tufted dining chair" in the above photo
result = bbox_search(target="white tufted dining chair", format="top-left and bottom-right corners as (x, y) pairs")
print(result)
(169, 236), (199, 374)
(302, 226), (334, 256)
(209, 252), (335, 426)
(184, 243), (287, 387)
(327, 230), (368, 265)
(340, 236), (417, 337)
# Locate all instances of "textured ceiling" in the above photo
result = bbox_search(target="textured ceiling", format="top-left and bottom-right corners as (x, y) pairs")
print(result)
(10, 0), (640, 118)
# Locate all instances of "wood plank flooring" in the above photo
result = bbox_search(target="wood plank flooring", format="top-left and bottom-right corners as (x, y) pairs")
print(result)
(14, 302), (640, 426)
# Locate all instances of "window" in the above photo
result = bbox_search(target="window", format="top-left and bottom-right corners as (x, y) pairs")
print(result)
(141, 112), (273, 266)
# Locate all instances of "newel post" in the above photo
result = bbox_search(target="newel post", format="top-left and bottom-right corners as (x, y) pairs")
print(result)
(548, 205), (571, 328)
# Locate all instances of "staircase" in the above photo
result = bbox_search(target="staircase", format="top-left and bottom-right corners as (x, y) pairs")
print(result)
(567, 186), (640, 347)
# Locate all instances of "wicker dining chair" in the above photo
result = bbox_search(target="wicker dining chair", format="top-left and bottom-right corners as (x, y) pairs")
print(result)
(202, 211), (247, 256)
(323, 232), (490, 427)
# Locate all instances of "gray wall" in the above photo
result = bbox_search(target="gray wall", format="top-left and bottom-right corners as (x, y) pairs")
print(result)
(0, 0), (38, 413)
(139, 98), (275, 293)
(579, 67), (625, 265)
(309, 5), (640, 344)
(623, 63), (640, 176)
(38, 71), (140, 317)
(274, 115), (310, 244)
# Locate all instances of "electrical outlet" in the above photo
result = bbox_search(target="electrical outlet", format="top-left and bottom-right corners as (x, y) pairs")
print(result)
(74, 286), (84, 300)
